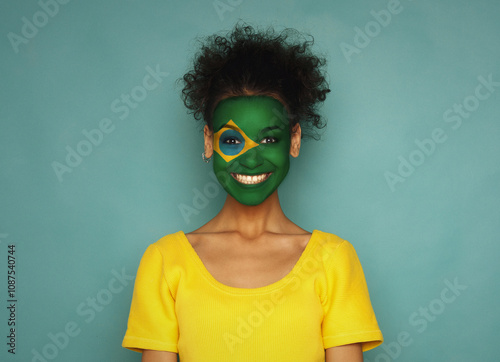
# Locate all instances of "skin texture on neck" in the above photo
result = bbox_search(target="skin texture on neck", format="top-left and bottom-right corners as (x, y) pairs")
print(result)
(204, 189), (293, 240)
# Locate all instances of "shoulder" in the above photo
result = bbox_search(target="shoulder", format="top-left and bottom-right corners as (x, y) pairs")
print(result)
(312, 230), (360, 267)
(140, 231), (186, 264)
(313, 230), (352, 253)
(154, 231), (185, 249)
(137, 231), (188, 290)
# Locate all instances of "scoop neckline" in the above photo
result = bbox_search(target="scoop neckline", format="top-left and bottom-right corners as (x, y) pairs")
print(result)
(177, 229), (319, 295)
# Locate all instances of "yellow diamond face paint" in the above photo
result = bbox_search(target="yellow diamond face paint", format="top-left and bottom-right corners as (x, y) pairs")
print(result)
(213, 120), (260, 162)
(211, 96), (292, 206)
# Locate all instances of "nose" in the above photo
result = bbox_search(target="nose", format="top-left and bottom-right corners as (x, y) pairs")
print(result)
(238, 147), (263, 169)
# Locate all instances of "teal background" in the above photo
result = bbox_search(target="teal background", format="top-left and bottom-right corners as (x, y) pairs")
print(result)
(1, 0), (499, 361)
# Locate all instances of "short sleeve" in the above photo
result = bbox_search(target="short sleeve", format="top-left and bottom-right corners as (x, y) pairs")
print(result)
(322, 240), (383, 352)
(122, 244), (179, 353)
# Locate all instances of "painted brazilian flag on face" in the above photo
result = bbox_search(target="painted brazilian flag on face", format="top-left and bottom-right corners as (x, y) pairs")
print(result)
(211, 96), (292, 206)
(213, 120), (260, 163)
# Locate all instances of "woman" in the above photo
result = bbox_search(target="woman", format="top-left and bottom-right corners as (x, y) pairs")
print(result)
(122, 22), (383, 362)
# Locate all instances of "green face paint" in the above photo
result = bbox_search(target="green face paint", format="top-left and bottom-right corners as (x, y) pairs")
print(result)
(212, 96), (292, 206)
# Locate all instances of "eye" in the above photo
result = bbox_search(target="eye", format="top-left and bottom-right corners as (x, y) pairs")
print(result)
(261, 136), (278, 144)
(223, 137), (242, 145)
(219, 129), (245, 156)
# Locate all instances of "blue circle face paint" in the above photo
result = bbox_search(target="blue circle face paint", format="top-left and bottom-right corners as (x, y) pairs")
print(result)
(219, 129), (245, 156)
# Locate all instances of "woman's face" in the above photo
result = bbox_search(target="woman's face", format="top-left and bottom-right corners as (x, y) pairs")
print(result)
(211, 96), (293, 206)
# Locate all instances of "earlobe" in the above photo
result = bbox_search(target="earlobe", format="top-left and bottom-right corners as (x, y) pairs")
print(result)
(289, 123), (301, 158)
(204, 125), (214, 158)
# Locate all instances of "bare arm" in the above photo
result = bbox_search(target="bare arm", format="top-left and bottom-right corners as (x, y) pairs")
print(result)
(141, 350), (178, 362)
(325, 343), (363, 362)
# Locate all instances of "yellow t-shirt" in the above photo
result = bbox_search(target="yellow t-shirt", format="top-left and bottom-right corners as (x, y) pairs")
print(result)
(122, 230), (383, 361)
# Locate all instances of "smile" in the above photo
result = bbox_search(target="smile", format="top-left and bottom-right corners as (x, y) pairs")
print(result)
(231, 172), (272, 185)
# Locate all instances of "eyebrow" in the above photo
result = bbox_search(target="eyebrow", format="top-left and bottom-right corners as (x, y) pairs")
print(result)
(258, 125), (283, 137)
(223, 123), (240, 131)
(216, 123), (284, 136)
(215, 122), (240, 133)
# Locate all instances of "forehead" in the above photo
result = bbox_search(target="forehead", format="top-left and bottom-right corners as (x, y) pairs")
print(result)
(212, 96), (289, 133)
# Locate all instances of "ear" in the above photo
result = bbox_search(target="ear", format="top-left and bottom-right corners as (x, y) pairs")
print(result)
(204, 125), (214, 158)
(289, 123), (301, 158)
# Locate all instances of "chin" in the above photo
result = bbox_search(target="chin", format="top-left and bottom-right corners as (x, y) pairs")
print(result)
(233, 192), (274, 206)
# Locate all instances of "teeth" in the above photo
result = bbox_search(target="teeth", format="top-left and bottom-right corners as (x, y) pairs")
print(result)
(231, 172), (271, 185)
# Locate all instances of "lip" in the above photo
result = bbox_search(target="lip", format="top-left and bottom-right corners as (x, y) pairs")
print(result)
(230, 172), (272, 185)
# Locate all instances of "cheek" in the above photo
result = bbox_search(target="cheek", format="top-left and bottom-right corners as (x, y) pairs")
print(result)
(212, 158), (234, 189)
(213, 156), (229, 171)
(265, 145), (290, 167)
(213, 156), (241, 178)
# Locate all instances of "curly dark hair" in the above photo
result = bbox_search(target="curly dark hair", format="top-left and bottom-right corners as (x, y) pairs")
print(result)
(179, 21), (331, 140)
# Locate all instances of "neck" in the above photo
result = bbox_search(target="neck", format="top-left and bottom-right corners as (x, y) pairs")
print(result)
(211, 190), (291, 238)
